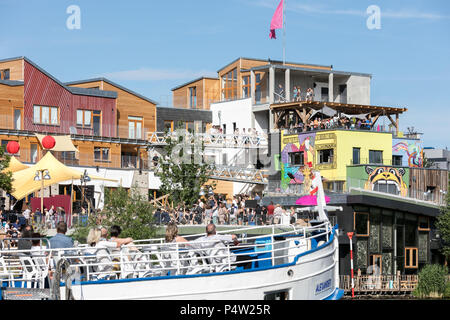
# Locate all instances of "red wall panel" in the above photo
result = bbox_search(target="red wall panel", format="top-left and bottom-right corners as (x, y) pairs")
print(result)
(23, 61), (117, 137)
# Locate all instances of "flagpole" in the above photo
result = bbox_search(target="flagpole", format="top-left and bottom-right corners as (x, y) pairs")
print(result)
(283, 0), (286, 65)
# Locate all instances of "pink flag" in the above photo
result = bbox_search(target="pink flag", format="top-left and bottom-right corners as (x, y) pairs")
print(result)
(269, 0), (284, 39)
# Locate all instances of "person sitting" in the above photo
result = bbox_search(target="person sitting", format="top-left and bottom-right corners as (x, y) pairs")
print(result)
(191, 223), (254, 270)
(108, 225), (133, 249)
(165, 221), (188, 243)
(49, 222), (73, 249)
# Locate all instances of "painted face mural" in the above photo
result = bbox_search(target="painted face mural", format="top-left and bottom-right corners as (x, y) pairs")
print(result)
(364, 166), (408, 196)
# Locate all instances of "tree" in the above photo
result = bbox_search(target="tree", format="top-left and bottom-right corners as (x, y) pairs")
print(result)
(156, 131), (214, 208)
(0, 146), (13, 193)
(436, 172), (450, 265)
(72, 185), (157, 243)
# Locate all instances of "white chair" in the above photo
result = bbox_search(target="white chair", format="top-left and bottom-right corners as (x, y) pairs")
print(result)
(18, 256), (39, 288)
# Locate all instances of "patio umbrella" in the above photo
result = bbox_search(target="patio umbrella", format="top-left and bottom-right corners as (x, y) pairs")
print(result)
(295, 195), (330, 206)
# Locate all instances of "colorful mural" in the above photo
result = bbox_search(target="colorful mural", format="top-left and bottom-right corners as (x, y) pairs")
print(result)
(392, 138), (423, 168)
(364, 166), (408, 197)
(280, 132), (316, 190)
(347, 165), (410, 197)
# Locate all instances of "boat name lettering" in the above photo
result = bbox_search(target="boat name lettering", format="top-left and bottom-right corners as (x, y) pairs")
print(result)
(315, 279), (332, 295)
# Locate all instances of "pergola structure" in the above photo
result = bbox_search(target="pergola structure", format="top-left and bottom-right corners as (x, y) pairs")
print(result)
(270, 100), (408, 134)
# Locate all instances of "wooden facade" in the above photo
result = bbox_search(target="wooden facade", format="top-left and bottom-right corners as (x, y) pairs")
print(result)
(171, 77), (219, 110)
(0, 58), (24, 81)
(409, 168), (448, 204)
(66, 79), (157, 139)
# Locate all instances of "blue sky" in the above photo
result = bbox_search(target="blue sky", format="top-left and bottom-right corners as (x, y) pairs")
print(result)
(1, 0), (449, 148)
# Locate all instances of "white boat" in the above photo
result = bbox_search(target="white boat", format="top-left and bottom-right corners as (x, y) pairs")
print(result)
(0, 171), (344, 300)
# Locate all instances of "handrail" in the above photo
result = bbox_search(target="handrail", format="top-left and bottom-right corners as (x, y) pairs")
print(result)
(0, 222), (335, 287)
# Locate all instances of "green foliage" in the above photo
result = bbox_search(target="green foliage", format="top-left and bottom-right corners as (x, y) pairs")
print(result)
(413, 264), (448, 298)
(72, 186), (157, 243)
(0, 146), (13, 193)
(156, 131), (214, 207)
(436, 172), (450, 263)
(444, 281), (450, 299)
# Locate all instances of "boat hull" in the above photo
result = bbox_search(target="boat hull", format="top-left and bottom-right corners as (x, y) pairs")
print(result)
(66, 231), (341, 300)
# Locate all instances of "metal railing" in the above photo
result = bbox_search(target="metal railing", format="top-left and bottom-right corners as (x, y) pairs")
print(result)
(147, 131), (269, 149)
(0, 222), (334, 287)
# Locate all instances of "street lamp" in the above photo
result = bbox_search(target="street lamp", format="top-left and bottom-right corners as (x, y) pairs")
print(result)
(80, 170), (91, 215)
(34, 169), (51, 215)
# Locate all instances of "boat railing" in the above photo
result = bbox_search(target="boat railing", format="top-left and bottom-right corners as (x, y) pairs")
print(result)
(0, 222), (335, 287)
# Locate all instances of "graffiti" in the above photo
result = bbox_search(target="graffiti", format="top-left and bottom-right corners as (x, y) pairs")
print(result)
(392, 141), (423, 168)
(280, 133), (316, 189)
(364, 166), (408, 196)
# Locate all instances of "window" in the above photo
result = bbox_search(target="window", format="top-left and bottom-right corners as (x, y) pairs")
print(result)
(405, 248), (418, 269)
(189, 87), (197, 108)
(94, 147), (110, 162)
(353, 148), (360, 165)
(392, 155), (402, 166)
(0, 69), (10, 80)
(128, 116), (143, 139)
(33, 105), (58, 125)
(369, 150), (383, 164)
(255, 73), (262, 103)
(354, 212), (369, 236)
(242, 75), (250, 98)
(321, 87), (329, 102)
(221, 68), (238, 100)
(76, 110), (92, 127)
(418, 216), (430, 231)
(289, 151), (304, 166)
(14, 108), (22, 130)
(164, 121), (174, 132)
(264, 289), (289, 300)
(318, 149), (334, 164)
(30, 143), (38, 163)
(369, 255), (382, 275)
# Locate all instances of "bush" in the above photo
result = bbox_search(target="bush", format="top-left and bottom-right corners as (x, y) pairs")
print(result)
(413, 264), (448, 298)
(444, 281), (450, 299)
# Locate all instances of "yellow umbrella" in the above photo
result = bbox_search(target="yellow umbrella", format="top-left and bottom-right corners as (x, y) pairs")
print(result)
(11, 151), (117, 200)
(2, 156), (29, 173)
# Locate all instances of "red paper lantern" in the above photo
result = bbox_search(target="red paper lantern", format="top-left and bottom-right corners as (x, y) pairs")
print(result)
(6, 141), (20, 154)
(42, 135), (56, 149)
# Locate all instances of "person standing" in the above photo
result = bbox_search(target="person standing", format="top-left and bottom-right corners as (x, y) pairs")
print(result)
(49, 222), (73, 249)
(267, 201), (275, 224)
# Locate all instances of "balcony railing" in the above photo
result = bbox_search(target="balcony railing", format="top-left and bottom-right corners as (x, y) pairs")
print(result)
(0, 115), (149, 142)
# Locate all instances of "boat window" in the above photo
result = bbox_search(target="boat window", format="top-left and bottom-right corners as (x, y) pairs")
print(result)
(264, 289), (290, 300)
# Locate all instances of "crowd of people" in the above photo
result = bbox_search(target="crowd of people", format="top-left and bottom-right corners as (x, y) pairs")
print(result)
(152, 193), (310, 227)
(280, 114), (376, 134)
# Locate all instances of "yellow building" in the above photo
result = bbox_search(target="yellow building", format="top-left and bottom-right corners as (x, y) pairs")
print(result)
(280, 129), (393, 192)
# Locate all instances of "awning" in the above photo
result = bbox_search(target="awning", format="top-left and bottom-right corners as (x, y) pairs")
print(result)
(2, 157), (29, 173)
(35, 134), (79, 152)
(11, 151), (117, 200)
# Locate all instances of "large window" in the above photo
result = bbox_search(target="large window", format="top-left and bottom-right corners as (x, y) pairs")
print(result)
(318, 149), (334, 164)
(189, 87), (197, 108)
(94, 147), (110, 162)
(369, 150), (383, 164)
(128, 116), (143, 139)
(0, 69), (10, 80)
(33, 105), (58, 125)
(77, 110), (92, 127)
(221, 68), (238, 101)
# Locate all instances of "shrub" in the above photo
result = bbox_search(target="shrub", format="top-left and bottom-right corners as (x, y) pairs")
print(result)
(413, 264), (448, 298)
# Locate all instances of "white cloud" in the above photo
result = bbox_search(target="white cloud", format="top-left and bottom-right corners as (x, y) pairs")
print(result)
(101, 68), (217, 81)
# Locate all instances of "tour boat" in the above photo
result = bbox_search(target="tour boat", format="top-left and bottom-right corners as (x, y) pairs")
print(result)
(0, 170), (343, 300)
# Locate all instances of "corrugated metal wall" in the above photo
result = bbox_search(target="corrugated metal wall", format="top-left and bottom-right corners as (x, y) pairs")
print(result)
(23, 61), (116, 137)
